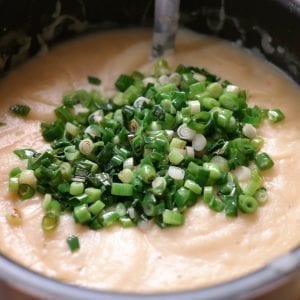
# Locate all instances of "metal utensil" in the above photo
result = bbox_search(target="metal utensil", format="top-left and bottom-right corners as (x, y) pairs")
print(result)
(152, 0), (181, 59)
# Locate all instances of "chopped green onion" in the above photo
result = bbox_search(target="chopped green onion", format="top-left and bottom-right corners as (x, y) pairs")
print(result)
(162, 209), (184, 226)
(10, 104), (31, 116)
(19, 170), (36, 187)
(175, 187), (191, 207)
(13, 149), (37, 160)
(120, 217), (135, 228)
(177, 124), (196, 141)
(64, 145), (81, 161)
(184, 180), (202, 195)
(152, 177), (167, 195)
(223, 195), (238, 217)
(118, 168), (134, 183)
(9, 167), (22, 178)
(225, 84), (240, 95)
(139, 164), (156, 183)
(8, 61), (284, 231)
(116, 203), (127, 216)
(111, 183), (133, 196)
(18, 184), (35, 200)
(206, 82), (223, 98)
(101, 211), (119, 227)
(169, 149), (184, 165)
(115, 74), (134, 92)
(242, 168), (262, 196)
(200, 97), (220, 110)
(242, 123), (257, 139)
(203, 186), (214, 204)
(187, 101), (200, 114)
(268, 109), (285, 123)
(255, 187), (268, 205)
(42, 212), (59, 231)
(74, 204), (92, 224)
(89, 200), (105, 215)
(238, 195), (258, 213)
(66, 235), (80, 252)
(41, 121), (64, 142)
(79, 139), (94, 155)
(168, 166), (185, 180)
(203, 163), (222, 180)
(42, 194), (52, 211)
(192, 134), (207, 151)
(9, 177), (19, 193)
(170, 137), (186, 149)
(88, 76), (102, 85)
(65, 122), (80, 137)
(251, 136), (264, 151)
(69, 182), (84, 196)
(85, 187), (102, 203)
(255, 152), (274, 171)
(60, 162), (72, 180)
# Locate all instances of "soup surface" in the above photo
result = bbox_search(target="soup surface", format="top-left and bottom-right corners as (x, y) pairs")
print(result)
(0, 29), (300, 293)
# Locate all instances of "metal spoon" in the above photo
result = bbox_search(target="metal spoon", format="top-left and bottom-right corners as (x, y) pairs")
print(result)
(152, 0), (181, 59)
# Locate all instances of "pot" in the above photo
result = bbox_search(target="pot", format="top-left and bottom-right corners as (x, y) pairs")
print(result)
(0, 0), (299, 299)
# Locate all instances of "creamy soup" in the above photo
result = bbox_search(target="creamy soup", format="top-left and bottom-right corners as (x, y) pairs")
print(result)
(0, 29), (299, 293)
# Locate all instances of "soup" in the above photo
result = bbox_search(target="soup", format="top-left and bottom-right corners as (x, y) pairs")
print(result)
(0, 29), (299, 293)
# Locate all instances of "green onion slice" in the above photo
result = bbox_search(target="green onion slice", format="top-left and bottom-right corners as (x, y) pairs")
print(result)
(8, 61), (284, 231)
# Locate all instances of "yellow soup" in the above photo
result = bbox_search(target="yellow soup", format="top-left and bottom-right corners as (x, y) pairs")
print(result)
(0, 29), (299, 293)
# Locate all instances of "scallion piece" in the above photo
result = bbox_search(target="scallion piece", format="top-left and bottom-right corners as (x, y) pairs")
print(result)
(120, 217), (135, 228)
(162, 210), (184, 226)
(169, 149), (184, 165)
(10, 104), (31, 116)
(66, 235), (80, 252)
(18, 184), (35, 200)
(175, 187), (191, 207)
(152, 177), (167, 195)
(111, 183), (133, 196)
(89, 200), (105, 215)
(8, 61), (284, 231)
(101, 211), (119, 227)
(85, 187), (102, 203)
(79, 139), (94, 155)
(255, 152), (274, 171)
(118, 168), (134, 184)
(238, 195), (258, 213)
(13, 149), (37, 160)
(42, 212), (59, 231)
(9, 167), (22, 178)
(184, 180), (202, 195)
(74, 204), (92, 224)
(69, 182), (84, 196)
(88, 76), (102, 86)
(9, 177), (19, 193)
(115, 74), (134, 92)
(254, 187), (268, 205)
(268, 109), (285, 123)
(139, 164), (156, 184)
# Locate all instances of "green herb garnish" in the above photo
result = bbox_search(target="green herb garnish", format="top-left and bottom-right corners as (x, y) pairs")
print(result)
(10, 104), (31, 116)
(8, 59), (285, 232)
(14, 149), (37, 160)
(66, 235), (80, 252)
(88, 76), (102, 86)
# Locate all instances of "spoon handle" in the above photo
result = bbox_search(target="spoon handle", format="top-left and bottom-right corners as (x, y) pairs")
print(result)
(152, 0), (181, 59)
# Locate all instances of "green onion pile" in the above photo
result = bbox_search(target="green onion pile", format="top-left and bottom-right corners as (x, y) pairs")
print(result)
(8, 59), (285, 232)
